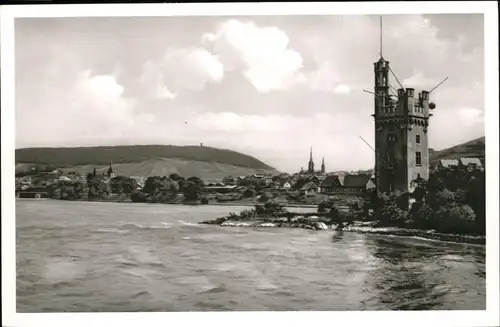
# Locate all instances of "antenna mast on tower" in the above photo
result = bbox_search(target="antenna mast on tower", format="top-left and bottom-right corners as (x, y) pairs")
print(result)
(380, 16), (383, 59)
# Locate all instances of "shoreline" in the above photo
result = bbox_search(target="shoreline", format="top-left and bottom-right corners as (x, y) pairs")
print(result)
(17, 198), (484, 245)
(199, 215), (486, 246)
(19, 197), (318, 209)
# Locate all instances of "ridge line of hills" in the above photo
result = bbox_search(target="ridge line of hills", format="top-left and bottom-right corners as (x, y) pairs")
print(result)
(15, 136), (485, 178)
(15, 144), (274, 170)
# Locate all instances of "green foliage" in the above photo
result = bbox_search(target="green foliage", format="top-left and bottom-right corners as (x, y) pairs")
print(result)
(410, 202), (435, 229)
(434, 204), (476, 234)
(183, 181), (202, 201)
(408, 166), (485, 235)
(254, 201), (287, 216)
(258, 191), (273, 203)
(374, 199), (408, 227)
(15, 145), (274, 170)
(187, 176), (204, 188)
(131, 190), (147, 202)
(243, 187), (257, 198)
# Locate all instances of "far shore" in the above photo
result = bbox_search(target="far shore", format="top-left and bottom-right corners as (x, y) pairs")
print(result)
(16, 197), (319, 209)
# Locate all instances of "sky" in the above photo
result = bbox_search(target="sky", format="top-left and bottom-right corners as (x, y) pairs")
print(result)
(14, 14), (485, 173)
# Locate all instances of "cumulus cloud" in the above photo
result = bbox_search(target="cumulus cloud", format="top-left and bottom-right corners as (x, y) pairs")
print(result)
(402, 71), (437, 88)
(193, 111), (374, 171)
(16, 69), (152, 147)
(457, 108), (484, 125)
(15, 15), (485, 171)
(334, 84), (351, 94)
(140, 46), (223, 98)
(203, 19), (305, 92)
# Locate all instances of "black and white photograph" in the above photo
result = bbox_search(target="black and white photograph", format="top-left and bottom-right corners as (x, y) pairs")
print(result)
(1, 2), (499, 327)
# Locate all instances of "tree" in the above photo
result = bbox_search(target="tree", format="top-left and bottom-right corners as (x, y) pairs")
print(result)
(131, 190), (146, 202)
(435, 204), (476, 234)
(169, 173), (183, 181)
(258, 191), (273, 203)
(429, 189), (456, 209)
(374, 198), (408, 227)
(410, 202), (435, 229)
(187, 176), (204, 188)
(73, 182), (84, 198)
(183, 182), (202, 201)
(243, 187), (257, 198)
(169, 180), (180, 196)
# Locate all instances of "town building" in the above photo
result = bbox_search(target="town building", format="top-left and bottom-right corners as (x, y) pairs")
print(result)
(300, 182), (319, 196)
(438, 159), (459, 169)
(459, 157), (483, 170)
(319, 173), (375, 196)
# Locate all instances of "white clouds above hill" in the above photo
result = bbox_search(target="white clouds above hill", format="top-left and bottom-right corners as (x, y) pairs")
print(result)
(15, 13), (485, 172)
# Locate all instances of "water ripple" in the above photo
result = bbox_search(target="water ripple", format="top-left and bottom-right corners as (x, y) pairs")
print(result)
(16, 201), (486, 312)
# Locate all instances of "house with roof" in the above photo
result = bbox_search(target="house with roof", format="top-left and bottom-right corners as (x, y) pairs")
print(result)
(342, 174), (376, 195)
(437, 159), (459, 169)
(281, 181), (292, 190)
(319, 175), (344, 194)
(459, 157), (483, 170)
(300, 182), (319, 196)
(309, 175), (327, 185)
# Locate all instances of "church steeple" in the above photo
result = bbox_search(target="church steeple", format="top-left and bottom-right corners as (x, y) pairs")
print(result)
(107, 161), (115, 178)
(308, 146), (315, 174)
(321, 157), (325, 173)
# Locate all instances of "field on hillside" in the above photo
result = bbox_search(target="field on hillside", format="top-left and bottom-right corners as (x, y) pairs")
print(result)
(54, 158), (276, 181)
(15, 145), (274, 170)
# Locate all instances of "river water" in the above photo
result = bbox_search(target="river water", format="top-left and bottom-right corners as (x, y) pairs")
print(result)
(16, 200), (485, 312)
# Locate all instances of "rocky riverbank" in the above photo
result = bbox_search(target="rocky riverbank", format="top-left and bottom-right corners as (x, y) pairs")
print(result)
(199, 214), (485, 245)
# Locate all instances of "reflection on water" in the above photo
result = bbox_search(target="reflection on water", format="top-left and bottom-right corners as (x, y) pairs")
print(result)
(16, 200), (486, 312)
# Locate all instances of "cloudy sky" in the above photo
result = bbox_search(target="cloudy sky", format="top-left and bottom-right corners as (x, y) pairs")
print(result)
(15, 14), (484, 172)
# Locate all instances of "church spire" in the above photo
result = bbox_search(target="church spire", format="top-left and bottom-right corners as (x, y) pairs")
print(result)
(308, 146), (315, 174)
(321, 157), (325, 173)
(107, 161), (115, 178)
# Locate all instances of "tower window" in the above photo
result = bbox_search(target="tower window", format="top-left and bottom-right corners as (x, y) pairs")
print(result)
(416, 135), (421, 144)
(416, 151), (422, 166)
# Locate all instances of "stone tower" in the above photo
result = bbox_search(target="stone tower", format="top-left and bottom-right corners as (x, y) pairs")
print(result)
(373, 57), (432, 195)
(308, 146), (315, 174)
(321, 157), (325, 174)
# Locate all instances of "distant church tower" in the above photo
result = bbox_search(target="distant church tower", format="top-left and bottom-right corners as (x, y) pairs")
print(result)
(107, 162), (115, 178)
(308, 146), (315, 174)
(373, 17), (433, 195)
(321, 157), (325, 174)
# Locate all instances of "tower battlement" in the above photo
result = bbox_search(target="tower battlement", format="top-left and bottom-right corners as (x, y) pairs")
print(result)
(372, 18), (434, 195)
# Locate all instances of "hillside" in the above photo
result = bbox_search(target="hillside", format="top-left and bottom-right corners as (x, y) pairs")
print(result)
(430, 136), (485, 165)
(15, 145), (277, 180)
(55, 159), (275, 182)
(15, 145), (274, 169)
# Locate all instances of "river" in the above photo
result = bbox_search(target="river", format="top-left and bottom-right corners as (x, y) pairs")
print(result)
(16, 200), (486, 312)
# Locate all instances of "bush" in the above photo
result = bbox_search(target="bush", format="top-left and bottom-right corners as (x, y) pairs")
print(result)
(131, 190), (147, 202)
(200, 197), (209, 205)
(375, 201), (408, 227)
(434, 204), (477, 234)
(410, 202), (435, 229)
